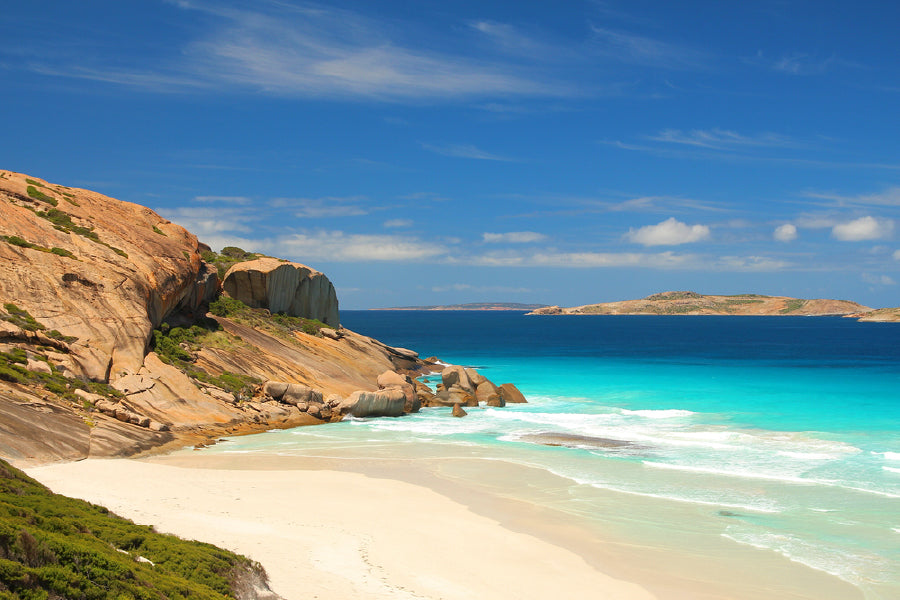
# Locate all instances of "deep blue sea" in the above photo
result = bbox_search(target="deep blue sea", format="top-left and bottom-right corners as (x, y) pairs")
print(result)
(210, 311), (900, 598)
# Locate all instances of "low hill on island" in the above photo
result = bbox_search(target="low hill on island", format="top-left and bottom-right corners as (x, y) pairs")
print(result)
(528, 291), (872, 317)
(374, 302), (549, 311)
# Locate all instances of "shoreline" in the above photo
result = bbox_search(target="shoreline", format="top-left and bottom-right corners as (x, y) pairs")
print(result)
(26, 456), (658, 600)
(27, 448), (865, 600)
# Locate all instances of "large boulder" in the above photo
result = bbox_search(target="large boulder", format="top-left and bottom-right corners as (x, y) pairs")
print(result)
(376, 370), (420, 413)
(441, 365), (474, 394)
(340, 390), (406, 418)
(223, 257), (340, 327)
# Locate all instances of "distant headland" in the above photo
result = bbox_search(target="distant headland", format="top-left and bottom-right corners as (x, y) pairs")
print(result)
(373, 302), (549, 311)
(526, 291), (894, 320)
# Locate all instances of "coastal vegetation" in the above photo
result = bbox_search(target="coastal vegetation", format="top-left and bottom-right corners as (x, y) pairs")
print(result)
(33, 208), (128, 257)
(0, 459), (267, 599)
(25, 186), (57, 207)
(209, 295), (328, 337)
(151, 320), (260, 401)
(0, 344), (119, 404)
(0, 235), (76, 260)
(201, 247), (262, 279)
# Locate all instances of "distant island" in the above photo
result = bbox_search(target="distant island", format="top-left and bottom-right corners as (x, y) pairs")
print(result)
(527, 291), (878, 318)
(373, 302), (550, 311)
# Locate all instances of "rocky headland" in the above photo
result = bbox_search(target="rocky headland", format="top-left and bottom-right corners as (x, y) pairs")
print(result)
(0, 170), (524, 465)
(528, 291), (873, 317)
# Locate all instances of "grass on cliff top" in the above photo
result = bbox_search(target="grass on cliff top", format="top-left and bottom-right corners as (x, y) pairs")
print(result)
(0, 458), (266, 599)
(209, 295), (327, 337)
(200, 247), (262, 280)
(151, 319), (260, 401)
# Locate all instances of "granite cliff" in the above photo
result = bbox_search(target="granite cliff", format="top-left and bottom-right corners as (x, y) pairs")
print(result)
(0, 170), (471, 465)
(529, 291), (872, 317)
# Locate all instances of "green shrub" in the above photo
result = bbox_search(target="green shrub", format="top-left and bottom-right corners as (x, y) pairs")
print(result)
(25, 186), (57, 207)
(49, 247), (75, 259)
(2, 236), (30, 248)
(152, 225), (166, 236)
(0, 236), (76, 260)
(1, 304), (45, 332)
(0, 459), (264, 599)
(209, 295), (247, 317)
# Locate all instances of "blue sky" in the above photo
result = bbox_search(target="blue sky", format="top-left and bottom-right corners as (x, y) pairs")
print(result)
(2, 1), (900, 309)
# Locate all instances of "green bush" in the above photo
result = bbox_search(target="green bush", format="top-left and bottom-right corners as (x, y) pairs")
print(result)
(208, 295), (247, 318)
(0, 459), (265, 599)
(25, 186), (57, 207)
(152, 225), (167, 236)
(0, 236), (77, 260)
(1, 304), (45, 332)
(49, 247), (75, 259)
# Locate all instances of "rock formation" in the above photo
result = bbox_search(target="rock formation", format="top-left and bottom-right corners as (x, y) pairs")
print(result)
(0, 170), (529, 466)
(0, 171), (425, 464)
(222, 258), (339, 327)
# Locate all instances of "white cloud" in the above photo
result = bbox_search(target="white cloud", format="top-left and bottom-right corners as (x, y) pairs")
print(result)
(482, 231), (547, 243)
(804, 186), (900, 207)
(278, 231), (446, 262)
(589, 26), (706, 69)
(463, 250), (698, 269)
(831, 216), (895, 241)
(716, 256), (791, 271)
(894, 249), (900, 261)
(431, 283), (532, 293)
(649, 128), (796, 150)
(161, 206), (254, 235)
(384, 219), (413, 228)
(421, 143), (515, 161)
(271, 196), (371, 218)
(176, 2), (554, 100)
(626, 217), (711, 246)
(774, 223), (798, 242)
(193, 195), (252, 204)
(862, 273), (896, 286)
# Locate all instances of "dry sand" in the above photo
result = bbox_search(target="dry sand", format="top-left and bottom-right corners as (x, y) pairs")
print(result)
(27, 459), (656, 600)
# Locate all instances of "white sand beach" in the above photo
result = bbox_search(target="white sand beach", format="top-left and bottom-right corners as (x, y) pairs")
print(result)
(27, 458), (656, 600)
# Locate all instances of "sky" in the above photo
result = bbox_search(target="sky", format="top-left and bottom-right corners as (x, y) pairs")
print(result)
(2, 1), (900, 309)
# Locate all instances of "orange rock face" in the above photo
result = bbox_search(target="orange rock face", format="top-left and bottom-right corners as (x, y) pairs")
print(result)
(0, 170), (211, 380)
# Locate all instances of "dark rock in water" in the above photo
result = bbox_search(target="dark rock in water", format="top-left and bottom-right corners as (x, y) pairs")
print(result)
(452, 403), (467, 418)
(519, 432), (637, 451)
(718, 510), (741, 518)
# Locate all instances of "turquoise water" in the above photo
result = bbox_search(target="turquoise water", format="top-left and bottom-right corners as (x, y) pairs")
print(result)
(203, 312), (900, 598)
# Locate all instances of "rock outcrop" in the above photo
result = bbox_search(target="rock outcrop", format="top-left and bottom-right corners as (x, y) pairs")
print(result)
(0, 171), (427, 464)
(528, 291), (872, 317)
(419, 365), (526, 410)
(0, 170), (529, 466)
(223, 258), (340, 327)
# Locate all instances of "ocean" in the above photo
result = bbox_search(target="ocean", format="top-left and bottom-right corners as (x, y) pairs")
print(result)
(196, 311), (900, 599)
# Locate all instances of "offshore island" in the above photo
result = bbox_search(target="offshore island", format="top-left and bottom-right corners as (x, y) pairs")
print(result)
(527, 290), (888, 319)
